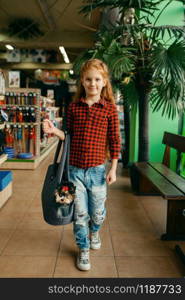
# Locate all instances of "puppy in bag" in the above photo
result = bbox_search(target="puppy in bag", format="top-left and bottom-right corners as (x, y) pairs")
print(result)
(41, 133), (75, 225)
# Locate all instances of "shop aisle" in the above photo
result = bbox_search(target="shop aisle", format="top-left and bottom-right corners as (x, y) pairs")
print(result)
(0, 151), (184, 278)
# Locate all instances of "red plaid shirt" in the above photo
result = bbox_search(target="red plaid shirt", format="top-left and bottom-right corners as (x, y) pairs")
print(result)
(67, 98), (120, 168)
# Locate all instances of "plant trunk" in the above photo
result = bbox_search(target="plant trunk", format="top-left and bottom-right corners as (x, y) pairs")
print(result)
(137, 85), (150, 162)
(122, 103), (130, 167)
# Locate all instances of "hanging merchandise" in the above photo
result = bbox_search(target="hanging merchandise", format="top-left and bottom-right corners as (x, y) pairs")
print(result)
(24, 125), (29, 153)
(2, 106), (37, 123)
(3, 124), (36, 158)
(47, 89), (54, 99)
(12, 125), (18, 156)
(29, 125), (35, 155)
(17, 125), (22, 154)
(0, 109), (8, 123)
(21, 126), (25, 153)
(42, 70), (61, 85)
(1, 88), (60, 170)
(0, 130), (5, 155)
(5, 92), (37, 105)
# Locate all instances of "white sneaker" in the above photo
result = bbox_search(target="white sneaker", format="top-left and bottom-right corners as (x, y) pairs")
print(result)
(90, 231), (101, 250)
(77, 249), (91, 271)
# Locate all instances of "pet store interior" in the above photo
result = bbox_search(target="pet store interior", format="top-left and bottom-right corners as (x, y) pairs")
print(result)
(0, 0), (185, 278)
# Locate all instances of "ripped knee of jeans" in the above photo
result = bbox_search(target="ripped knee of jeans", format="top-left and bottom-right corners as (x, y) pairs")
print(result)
(91, 209), (106, 225)
(74, 211), (90, 226)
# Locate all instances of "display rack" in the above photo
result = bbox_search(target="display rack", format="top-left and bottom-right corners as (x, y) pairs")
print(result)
(0, 154), (12, 209)
(1, 88), (59, 169)
(0, 153), (7, 165)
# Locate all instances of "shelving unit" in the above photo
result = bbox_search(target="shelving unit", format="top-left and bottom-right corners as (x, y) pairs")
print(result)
(0, 153), (8, 165)
(0, 155), (12, 209)
(1, 88), (59, 169)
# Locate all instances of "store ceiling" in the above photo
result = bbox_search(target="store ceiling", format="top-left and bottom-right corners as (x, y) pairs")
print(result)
(0, 0), (101, 63)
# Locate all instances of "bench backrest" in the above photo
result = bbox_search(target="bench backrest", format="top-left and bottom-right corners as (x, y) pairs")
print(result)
(162, 132), (185, 152)
(162, 132), (185, 169)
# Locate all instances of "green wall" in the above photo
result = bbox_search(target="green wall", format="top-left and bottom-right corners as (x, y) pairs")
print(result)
(130, 0), (184, 171)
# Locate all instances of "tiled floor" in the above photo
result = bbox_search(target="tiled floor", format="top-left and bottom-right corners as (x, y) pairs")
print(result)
(0, 151), (184, 278)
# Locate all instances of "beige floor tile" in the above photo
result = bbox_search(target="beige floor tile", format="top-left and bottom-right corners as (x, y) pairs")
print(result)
(10, 187), (38, 202)
(60, 228), (114, 257)
(59, 230), (77, 256)
(165, 241), (185, 252)
(90, 229), (114, 257)
(108, 189), (133, 198)
(141, 197), (167, 235)
(13, 176), (43, 189)
(54, 255), (118, 278)
(111, 231), (172, 256)
(108, 179), (132, 194)
(0, 196), (31, 213)
(17, 211), (63, 231)
(2, 229), (62, 256)
(115, 256), (182, 278)
(108, 209), (156, 234)
(107, 197), (140, 210)
(29, 195), (43, 212)
(0, 256), (56, 278)
(0, 229), (14, 254)
(0, 211), (25, 229)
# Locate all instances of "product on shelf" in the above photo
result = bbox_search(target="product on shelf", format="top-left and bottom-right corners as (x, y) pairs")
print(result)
(5, 92), (37, 105)
(1, 88), (60, 169)
(3, 124), (36, 157)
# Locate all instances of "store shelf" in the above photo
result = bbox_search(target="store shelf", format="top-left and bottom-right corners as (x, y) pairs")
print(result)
(0, 153), (8, 165)
(5, 122), (39, 125)
(0, 182), (12, 209)
(0, 123), (5, 130)
(1, 104), (39, 108)
(1, 87), (59, 169)
(1, 139), (58, 170)
(1, 62), (72, 70)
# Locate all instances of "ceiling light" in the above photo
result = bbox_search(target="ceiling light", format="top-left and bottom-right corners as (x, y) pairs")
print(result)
(5, 44), (14, 50)
(59, 46), (70, 63)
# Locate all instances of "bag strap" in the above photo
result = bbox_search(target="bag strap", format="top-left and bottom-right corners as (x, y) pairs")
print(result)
(56, 133), (70, 184)
(53, 139), (62, 164)
(53, 129), (68, 164)
(64, 134), (70, 180)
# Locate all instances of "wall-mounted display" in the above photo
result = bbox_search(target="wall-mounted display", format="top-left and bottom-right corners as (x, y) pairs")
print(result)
(8, 71), (20, 88)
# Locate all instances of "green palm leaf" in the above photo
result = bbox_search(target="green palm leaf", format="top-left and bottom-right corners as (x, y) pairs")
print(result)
(108, 54), (135, 79)
(73, 50), (95, 75)
(119, 81), (139, 110)
(150, 40), (185, 84)
(150, 79), (185, 119)
(79, 0), (163, 17)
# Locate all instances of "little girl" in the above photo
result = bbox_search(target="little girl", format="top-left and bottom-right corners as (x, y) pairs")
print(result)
(43, 59), (120, 271)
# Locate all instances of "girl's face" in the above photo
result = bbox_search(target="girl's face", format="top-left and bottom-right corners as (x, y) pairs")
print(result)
(82, 68), (106, 98)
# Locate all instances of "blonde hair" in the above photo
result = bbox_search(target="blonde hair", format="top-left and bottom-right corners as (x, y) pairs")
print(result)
(74, 59), (115, 104)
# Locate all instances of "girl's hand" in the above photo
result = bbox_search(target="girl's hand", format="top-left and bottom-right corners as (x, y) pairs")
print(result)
(42, 119), (55, 134)
(106, 169), (116, 185)
(43, 119), (65, 140)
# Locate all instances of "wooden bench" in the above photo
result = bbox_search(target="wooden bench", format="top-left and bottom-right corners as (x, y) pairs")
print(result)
(130, 131), (185, 273)
(130, 131), (185, 241)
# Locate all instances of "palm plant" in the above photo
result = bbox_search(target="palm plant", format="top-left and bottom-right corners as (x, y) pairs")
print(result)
(77, 0), (185, 162)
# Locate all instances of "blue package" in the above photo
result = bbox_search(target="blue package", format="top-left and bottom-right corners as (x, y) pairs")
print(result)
(0, 171), (13, 191)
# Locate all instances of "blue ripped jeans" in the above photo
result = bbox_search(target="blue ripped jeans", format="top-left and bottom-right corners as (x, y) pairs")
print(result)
(69, 164), (107, 250)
